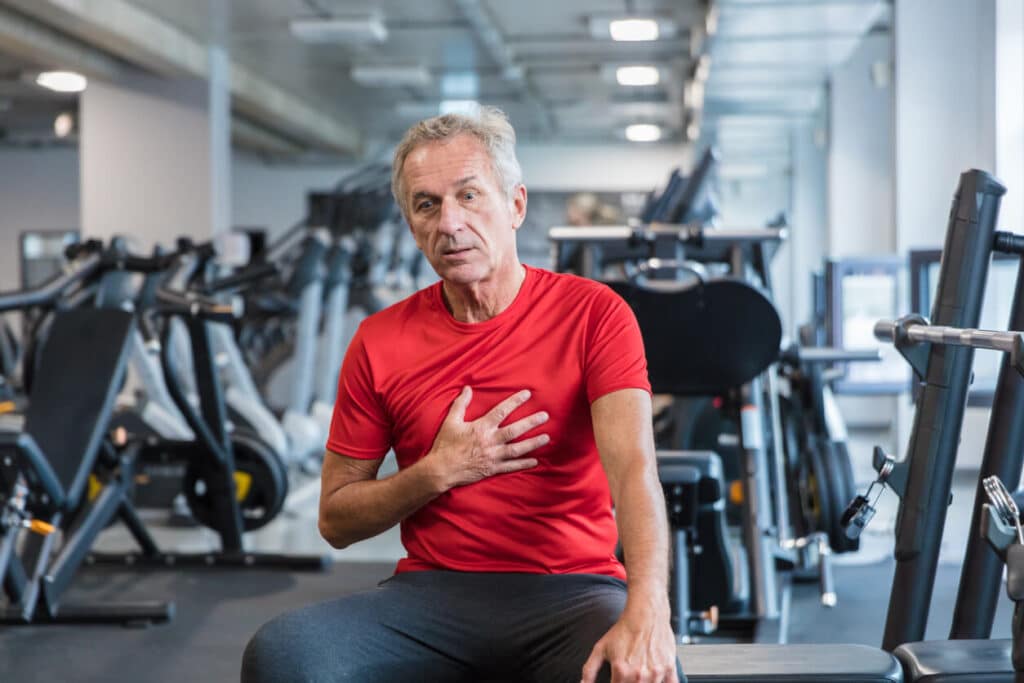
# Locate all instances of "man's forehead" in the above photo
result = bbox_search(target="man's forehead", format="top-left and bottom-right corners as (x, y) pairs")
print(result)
(403, 136), (494, 190)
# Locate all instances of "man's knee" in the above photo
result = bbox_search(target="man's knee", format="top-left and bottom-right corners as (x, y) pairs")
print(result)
(240, 612), (335, 683)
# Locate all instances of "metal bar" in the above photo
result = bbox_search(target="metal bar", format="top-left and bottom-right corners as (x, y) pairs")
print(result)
(737, 378), (780, 622)
(875, 320), (1023, 354)
(548, 225), (787, 244)
(882, 169), (1006, 651)
(796, 347), (881, 364)
(951, 256), (1024, 638)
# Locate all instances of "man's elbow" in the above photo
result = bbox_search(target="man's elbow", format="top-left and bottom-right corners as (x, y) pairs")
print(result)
(317, 515), (352, 550)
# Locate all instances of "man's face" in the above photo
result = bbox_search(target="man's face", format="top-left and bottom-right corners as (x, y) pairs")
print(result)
(401, 134), (526, 286)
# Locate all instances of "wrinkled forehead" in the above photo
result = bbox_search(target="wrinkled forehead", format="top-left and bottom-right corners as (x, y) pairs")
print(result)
(401, 134), (498, 194)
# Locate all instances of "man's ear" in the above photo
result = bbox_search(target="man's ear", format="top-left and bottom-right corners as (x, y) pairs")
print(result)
(510, 184), (528, 230)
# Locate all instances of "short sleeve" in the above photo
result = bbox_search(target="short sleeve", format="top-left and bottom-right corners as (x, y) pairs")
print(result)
(584, 287), (652, 403)
(326, 325), (393, 459)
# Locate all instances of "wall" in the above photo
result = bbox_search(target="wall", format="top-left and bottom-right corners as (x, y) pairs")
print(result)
(516, 143), (691, 193)
(232, 155), (357, 242)
(80, 76), (219, 247)
(894, 0), (997, 252)
(829, 33), (895, 257)
(0, 147), (80, 290)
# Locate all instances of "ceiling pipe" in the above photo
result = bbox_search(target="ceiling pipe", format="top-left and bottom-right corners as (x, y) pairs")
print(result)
(452, 0), (555, 136)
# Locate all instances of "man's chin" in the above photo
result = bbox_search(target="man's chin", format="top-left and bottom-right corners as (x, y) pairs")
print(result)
(435, 263), (487, 285)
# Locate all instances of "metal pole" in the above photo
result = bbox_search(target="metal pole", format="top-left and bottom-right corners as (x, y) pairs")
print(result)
(881, 169), (1005, 651)
(951, 256), (1024, 638)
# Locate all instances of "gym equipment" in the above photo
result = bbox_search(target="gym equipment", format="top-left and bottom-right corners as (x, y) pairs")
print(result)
(0, 245), (174, 624)
(778, 344), (879, 555)
(82, 241), (328, 569)
(551, 223), (817, 643)
(566, 169), (1007, 682)
(870, 315), (1024, 680)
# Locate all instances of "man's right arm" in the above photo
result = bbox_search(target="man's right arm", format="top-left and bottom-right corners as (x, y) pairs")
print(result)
(317, 452), (447, 549)
(318, 386), (549, 549)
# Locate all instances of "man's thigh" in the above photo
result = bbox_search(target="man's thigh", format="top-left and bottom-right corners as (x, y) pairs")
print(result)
(240, 576), (480, 683)
(507, 574), (685, 683)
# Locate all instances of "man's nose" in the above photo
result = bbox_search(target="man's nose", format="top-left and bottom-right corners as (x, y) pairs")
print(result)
(437, 199), (463, 235)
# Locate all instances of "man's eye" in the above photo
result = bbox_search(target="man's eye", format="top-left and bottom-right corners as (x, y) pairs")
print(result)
(416, 200), (434, 211)
(463, 191), (476, 200)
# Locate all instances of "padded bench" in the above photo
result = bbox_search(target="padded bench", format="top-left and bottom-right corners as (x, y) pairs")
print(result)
(679, 643), (904, 682)
(894, 639), (1014, 682)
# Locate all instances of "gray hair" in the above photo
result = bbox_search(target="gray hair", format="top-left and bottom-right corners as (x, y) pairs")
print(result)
(391, 105), (523, 217)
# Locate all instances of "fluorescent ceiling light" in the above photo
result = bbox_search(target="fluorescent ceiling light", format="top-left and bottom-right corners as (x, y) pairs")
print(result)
(351, 64), (431, 88)
(54, 112), (75, 138)
(289, 15), (387, 44)
(35, 71), (87, 93)
(685, 80), (706, 110)
(694, 55), (712, 82)
(439, 100), (481, 116)
(609, 19), (659, 42)
(626, 124), (662, 142)
(616, 65), (660, 87)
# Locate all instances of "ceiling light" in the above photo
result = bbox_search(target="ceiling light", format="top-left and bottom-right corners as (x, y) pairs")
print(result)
(626, 124), (662, 142)
(685, 80), (706, 110)
(35, 71), (87, 93)
(686, 122), (701, 142)
(694, 55), (712, 82)
(439, 100), (481, 117)
(54, 112), (76, 138)
(351, 64), (431, 88)
(616, 66), (660, 87)
(289, 15), (387, 44)
(609, 19), (660, 41)
(705, 4), (720, 36)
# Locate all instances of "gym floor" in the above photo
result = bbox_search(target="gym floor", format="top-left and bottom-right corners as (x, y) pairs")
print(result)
(1, 467), (1013, 682)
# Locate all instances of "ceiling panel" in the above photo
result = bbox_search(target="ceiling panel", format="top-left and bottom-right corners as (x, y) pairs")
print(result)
(0, 0), (889, 154)
(717, 1), (888, 38)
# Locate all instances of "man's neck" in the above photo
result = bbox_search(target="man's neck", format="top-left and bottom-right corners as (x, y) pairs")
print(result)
(442, 261), (527, 323)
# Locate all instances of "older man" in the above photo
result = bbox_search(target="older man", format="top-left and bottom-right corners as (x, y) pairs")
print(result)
(242, 107), (683, 683)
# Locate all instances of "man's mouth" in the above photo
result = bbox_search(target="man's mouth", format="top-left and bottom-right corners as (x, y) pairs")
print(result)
(442, 247), (473, 256)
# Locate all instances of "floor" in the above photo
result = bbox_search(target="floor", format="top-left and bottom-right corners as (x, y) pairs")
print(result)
(2, 454), (1017, 682)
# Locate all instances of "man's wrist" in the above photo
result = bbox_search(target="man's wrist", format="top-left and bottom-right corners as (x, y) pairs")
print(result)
(415, 451), (451, 495)
(624, 581), (671, 616)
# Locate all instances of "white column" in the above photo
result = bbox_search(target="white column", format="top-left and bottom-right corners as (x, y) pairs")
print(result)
(995, 0), (1024, 232)
(892, 0), (1010, 467)
(80, 56), (231, 247)
(893, 0), (997, 252)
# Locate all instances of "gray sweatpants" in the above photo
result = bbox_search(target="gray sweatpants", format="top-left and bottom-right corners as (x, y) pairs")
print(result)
(241, 570), (686, 682)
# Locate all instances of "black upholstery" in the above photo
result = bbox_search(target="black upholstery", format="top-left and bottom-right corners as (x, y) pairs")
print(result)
(680, 643), (904, 682)
(658, 450), (733, 611)
(22, 308), (134, 512)
(608, 278), (782, 395)
(894, 640), (1013, 682)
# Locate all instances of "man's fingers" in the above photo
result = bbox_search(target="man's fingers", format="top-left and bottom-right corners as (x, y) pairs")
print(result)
(498, 411), (549, 442)
(483, 389), (532, 426)
(445, 386), (472, 423)
(579, 647), (604, 683)
(493, 457), (539, 475)
(502, 434), (549, 458)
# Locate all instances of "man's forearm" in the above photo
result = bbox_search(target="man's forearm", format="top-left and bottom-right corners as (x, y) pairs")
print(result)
(319, 458), (445, 549)
(615, 465), (672, 613)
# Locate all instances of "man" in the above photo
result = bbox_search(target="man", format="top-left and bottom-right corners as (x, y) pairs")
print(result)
(242, 107), (683, 683)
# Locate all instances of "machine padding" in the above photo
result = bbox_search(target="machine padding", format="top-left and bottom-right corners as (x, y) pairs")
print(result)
(894, 639), (1013, 682)
(24, 308), (134, 512)
(680, 643), (903, 682)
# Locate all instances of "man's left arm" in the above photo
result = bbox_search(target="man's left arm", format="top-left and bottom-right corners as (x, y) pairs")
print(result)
(581, 387), (679, 683)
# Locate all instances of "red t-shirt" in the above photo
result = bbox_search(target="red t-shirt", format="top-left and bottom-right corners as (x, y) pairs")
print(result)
(326, 265), (650, 579)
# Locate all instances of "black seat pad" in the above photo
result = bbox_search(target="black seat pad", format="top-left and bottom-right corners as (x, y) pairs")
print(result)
(24, 308), (134, 512)
(607, 278), (781, 395)
(680, 643), (903, 681)
(894, 639), (1013, 682)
